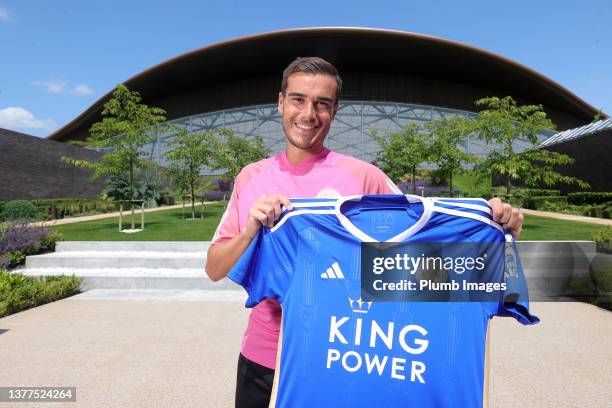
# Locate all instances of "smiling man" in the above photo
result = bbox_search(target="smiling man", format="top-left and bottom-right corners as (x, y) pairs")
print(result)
(205, 57), (523, 408)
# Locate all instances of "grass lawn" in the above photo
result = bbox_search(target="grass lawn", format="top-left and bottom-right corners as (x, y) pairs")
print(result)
(519, 214), (603, 241)
(51, 202), (605, 242)
(51, 202), (227, 241)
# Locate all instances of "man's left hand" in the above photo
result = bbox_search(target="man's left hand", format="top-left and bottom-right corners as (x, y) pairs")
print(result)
(488, 197), (524, 239)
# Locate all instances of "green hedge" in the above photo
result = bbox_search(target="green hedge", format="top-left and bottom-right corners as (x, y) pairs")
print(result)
(592, 226), (612, 252)
(0, 199), (120, 221)
(515, 188), (561, 197)
(567, 192), (612, 205)
(523, 196), (568, 210)
(1, 200), (37, 220)
(0, 270), (82, 317)
(488, 187), (560, 198)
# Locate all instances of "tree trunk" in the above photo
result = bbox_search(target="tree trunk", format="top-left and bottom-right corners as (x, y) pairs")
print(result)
(412, 165), (416, 194)
(201, 196), (204, 220)
(190, 182), (195, 220)
(449, 173), (454, 197)
(130, 160), (135, 229)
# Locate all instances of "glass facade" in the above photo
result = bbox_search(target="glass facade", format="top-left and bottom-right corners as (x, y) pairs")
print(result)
(128, 101), (555, 171)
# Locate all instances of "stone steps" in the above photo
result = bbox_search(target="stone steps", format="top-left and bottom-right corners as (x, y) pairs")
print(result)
(19, 241), (239, 291)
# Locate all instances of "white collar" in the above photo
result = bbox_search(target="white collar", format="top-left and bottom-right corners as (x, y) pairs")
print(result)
(334, 194), (434, 242)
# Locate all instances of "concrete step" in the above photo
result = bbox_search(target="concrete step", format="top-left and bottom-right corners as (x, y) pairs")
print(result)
(55, 241), (210, 253)
(20, 241), (224, 291)
(18, 267), (239, 291)
(26, 251), (206, 269)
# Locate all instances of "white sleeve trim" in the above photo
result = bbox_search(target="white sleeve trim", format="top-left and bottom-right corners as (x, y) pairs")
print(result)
(270, 209), (336, 233)
(432, 205), (504, 234)
(431, 199), (492, 215)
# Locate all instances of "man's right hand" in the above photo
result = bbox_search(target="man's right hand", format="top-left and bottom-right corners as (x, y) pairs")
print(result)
(206, 194), (293, 281)
(245, 194), (294, 238)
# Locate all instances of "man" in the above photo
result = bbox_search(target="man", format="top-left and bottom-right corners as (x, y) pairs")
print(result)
(205, 57), (523, 408)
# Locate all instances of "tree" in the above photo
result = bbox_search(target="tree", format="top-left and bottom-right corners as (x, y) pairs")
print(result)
(473, 96), (589, 194)
(62, 84), (166, 230)
(164, 127), (214, 219)
(426, 117), (478, 196)
(593, 109), (606, 123)
(103, 171), (161, 204)
(208, 129), (270, 179)
(374, 124), (430, 193)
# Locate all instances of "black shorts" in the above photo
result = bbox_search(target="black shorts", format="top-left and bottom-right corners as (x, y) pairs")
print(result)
(235, 353), (275, 408)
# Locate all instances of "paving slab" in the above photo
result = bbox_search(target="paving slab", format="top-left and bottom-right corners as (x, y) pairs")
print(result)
(0, 295), (248, 408)
(522, 209), (612, 226)
(0, 297), (610, 407)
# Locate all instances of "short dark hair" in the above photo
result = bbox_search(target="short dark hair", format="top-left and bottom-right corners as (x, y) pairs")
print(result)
(281, 57), (343, 100)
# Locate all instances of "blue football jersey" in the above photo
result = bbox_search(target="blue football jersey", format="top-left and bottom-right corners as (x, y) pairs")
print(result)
(229, 194), (538, 408)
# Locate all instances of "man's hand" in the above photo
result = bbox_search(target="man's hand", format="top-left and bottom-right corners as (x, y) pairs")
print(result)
(488, 197), (524, 239)
(245, 194), (293, 238)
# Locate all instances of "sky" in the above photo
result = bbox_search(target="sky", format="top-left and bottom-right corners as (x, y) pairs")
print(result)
(0, 0), (610, 137)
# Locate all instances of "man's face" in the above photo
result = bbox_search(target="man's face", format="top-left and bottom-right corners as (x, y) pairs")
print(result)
(278, 73), (338, 154)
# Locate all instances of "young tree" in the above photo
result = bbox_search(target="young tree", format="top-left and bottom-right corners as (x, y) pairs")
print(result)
(426, 116), (478, 196)
(62, 84), (166, 230)
(374, 124), (431, 193)
(209, 129), (270, 179)
(473, 96), (588, 194)
(164, 127), (214, 220)
(592, 109), (606, 123)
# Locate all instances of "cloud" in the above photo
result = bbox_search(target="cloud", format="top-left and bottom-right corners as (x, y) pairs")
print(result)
(31, 79), (67, 94)
(0, 107), (57, 131)
(72, 84), (95, 95)
(31, 79), (95, 95)
(0, 6), (11, 21)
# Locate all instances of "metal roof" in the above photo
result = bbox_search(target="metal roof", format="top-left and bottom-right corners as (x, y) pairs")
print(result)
(48, 27), (604, 142)
(540, 118), (612, 147)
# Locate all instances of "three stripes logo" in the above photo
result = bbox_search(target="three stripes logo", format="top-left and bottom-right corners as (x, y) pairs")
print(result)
(321, 262), (345, 279)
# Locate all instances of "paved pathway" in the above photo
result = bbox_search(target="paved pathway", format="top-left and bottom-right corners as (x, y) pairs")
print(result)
(29, 202), (219, 227)
(0, 295), (610, 407)
(28, 202), (611, 227)
(522, 208), (612, 226)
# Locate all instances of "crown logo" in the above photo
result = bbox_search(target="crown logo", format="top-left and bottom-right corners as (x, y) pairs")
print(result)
(348, 297), (373, 314)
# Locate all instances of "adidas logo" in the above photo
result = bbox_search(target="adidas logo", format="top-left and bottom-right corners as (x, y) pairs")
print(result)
(321, 262), (345, 279)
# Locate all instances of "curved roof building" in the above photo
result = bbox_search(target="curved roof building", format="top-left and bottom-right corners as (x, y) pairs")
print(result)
(48, 27), (602, 164)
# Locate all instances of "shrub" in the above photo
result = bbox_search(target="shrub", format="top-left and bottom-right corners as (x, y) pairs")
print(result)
(423, 186), (447, 197)
(0, 270), (82, 317)
(539, 202), (582, 215)
(156, 191), (176, 206)
(591, 253), (612, 311)
(567, 192), (612, 205)
(0, 222), (61, 269)
(523, 196), (568, 210)
(1, 200), (36, 220)
(211, 178), (233, 192)
(397, 180), (427, 194)
(0, 222), (47, 254)
(40, 230), (63, 252)
(592, 226), (612, 253)
(203, 190), (229, 201)
(513, 188), (560, 197)
(21, 198), (120, 220)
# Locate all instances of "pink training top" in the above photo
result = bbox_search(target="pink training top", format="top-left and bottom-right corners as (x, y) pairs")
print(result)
(210, 148), (400, 369)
